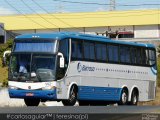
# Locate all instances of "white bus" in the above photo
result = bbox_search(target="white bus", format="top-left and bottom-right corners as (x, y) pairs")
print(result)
(7, 32), (157, 106)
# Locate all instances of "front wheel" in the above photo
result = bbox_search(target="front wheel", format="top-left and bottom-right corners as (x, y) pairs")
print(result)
(62, 86), (77, 106)
(24, 98), (40, 106)
(118, 89), (128, 105)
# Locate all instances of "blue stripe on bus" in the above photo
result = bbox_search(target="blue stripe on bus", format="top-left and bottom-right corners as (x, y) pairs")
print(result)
(8, 89), (57, 100)
(78, 86), (122, 101)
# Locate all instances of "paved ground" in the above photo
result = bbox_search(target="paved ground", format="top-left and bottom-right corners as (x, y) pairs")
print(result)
(1, 88), (160, 120)
(1, 88), (160, 114)
(0, 106), (160, 113)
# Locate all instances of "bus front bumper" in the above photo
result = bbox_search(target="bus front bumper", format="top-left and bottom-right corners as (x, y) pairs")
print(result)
(8, 89), (57, 100)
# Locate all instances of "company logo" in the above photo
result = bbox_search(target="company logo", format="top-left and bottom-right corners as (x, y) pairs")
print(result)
(77, 62), (82, 72)
(77, 62), (95, 72)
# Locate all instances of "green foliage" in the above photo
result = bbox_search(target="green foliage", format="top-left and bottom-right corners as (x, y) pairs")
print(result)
(0, 39), (13, 87)
(157, 58), (160, 87)
(158, 45), (160, 54)
(0, 39), (13, 57)
(0, 58), (8, 87)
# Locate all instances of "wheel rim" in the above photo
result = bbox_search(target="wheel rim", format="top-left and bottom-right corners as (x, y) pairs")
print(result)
(133, 94), (137, 104)
(70, 92), (76, 101)
(122, 92), (127, 104)
(69, 87), (76, 102)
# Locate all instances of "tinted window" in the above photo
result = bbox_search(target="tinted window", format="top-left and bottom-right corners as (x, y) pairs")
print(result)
(148, 49), (156, 66)
(108, 44), (119, 62)
(136, 48), (142, 64)
(90, 43), (95, 60)
(71, 41), (77, 60)
(59, 39), (69, 62)
(77, 41), (83, 59)
(15, 42), (56, 53)
(96, 43), (107, 61)
(96, 44), (101, 60)
(84, 42), (90, 59)
(84, 42), (95, 60)
(131, 47), (136, 64)
(141, 48), (148, 65)
(120, 46), (130, 63)
(58, 39), (69, 78)
(102, 45), (107, 61)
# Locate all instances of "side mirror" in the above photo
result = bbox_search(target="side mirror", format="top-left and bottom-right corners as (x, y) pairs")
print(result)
(2, 50), (11, 67)
(58, 52), (64, 68)
(31, 72), (36, 78)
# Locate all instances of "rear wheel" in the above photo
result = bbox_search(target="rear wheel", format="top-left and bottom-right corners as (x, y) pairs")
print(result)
(24, 98), (40, 106)
(130, 90), (138, 105)
(62, 86), (77, 106)
(118, 89), (128, 105)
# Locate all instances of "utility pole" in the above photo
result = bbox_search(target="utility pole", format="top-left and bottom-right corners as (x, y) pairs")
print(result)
(109, 0), (116, 11)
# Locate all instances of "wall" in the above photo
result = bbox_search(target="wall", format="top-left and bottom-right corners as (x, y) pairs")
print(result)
(134, 25), (159, 38)
(10, 25), (160, 40)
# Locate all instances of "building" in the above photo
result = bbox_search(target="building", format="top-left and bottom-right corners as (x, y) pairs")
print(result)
(0, 9), (160, 46)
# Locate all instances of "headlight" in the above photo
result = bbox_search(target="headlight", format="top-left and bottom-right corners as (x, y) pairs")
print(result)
(9, 86), (18, 90)
(42, 86), (56, 90)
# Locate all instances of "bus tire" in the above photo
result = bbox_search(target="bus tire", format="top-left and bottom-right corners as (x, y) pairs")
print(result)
(62, 86), (77, 106)
(130, 90), (138, 105)
(118, 89), (128, 105)
(24, 98), (40, 106)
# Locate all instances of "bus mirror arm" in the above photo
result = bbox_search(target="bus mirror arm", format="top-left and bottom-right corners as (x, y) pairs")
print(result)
(2, 50), (11, 67)
(58, 52), (64, 68)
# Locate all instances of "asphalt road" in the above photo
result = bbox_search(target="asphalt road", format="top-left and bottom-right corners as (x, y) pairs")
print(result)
(0, 106), (160, 113)
(1, 88), (160, 120)
(1, 106), (160, 120)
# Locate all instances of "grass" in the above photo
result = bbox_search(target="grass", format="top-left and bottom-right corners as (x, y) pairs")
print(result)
(0, 58), (8, 87)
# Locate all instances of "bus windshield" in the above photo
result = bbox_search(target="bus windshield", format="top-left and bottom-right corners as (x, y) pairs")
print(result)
(9, 54), (56, 82)
(14, 41), (57, 53)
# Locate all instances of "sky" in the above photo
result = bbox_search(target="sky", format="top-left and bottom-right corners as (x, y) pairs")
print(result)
(0, 0), (159, 15)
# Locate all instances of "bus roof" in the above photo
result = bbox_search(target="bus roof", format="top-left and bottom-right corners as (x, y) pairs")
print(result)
(15, 32), (155, 48)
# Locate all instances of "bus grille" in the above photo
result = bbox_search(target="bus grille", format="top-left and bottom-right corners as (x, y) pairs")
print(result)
(148, 81), (155, 99)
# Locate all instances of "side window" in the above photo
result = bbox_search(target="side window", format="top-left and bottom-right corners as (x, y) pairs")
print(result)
(131, 47), (136, 64)
(84, 42), (90, 60)
(136, 48), (142, 65)
(120, 46), (130, 64)
(90, 43), (95, 60)
(96, 43), (107, 62)
(102, 44), (107, 61)
(108, 44), (119, 63)
(71, 40), (77, 60)
(126, 47), (130, 63)
(57, 39), (69, 79)
(77, 41), (83, 59)
(96, 44), (101, 60)
(84, 42), (95, 60)
(141, 48), (148, 65)
(59, 39), (69, 63)
(120, 46), (125, 63)
(148, 49), (156, 66)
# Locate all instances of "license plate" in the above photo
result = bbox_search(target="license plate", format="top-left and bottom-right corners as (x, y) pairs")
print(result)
(26, 93), (34, 96)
